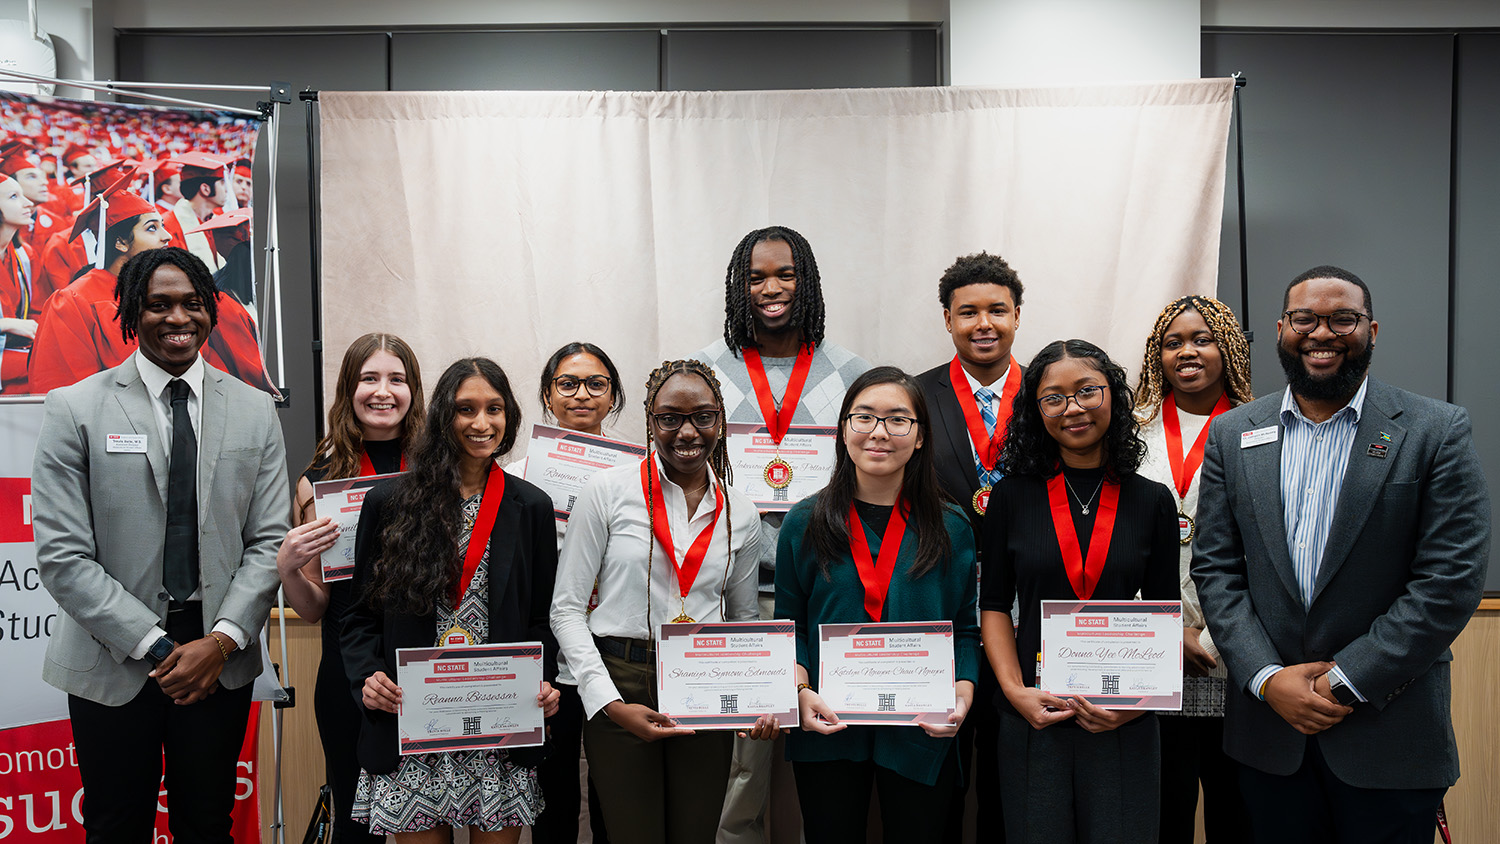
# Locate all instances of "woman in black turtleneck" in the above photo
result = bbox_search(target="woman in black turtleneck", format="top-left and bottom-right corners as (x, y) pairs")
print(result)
(979, 339), (1178, 844)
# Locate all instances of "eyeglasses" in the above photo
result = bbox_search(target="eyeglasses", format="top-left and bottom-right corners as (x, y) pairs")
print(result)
(552, 375), (612, 397)
(650, 410), (722, 431)
(1282, 310), (1369, 336)
(844, 413), (918, 437)
(1037, 385), (1107, 418)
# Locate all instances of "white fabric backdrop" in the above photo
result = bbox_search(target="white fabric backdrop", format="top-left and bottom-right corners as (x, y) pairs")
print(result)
(319, 81), (1232, 450)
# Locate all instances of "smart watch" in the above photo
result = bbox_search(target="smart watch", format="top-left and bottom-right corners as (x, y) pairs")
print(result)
(145, 635), (177, 666)
(1329, 675), (1358, 707)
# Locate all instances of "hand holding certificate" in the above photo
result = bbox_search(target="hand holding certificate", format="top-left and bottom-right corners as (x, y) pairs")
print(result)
(395, 642), (549, 755)
(1039, 600), (1183, 710)
(312, 472), (403, 582)
(816, 622), (957, 726)
(656, 621), (798, 730)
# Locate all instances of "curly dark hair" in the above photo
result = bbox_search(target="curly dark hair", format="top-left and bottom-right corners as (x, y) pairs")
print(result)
(998, 339), (1146, 481)
(1285, 264), (1373, 318)
(721, 226), (826, 355)
(114, 246), (219, 342)
(365, 357), (522, 615)
(936, 251), (1025, 310)
(808, 366), (952, 580)
(538, 341), (626, 425)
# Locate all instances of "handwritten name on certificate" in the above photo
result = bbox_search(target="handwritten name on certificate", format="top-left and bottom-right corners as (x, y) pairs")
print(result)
(312, 472), (403, 582)
(1039, 601), (1183, 710)
(724, 423), (837, 513)
(522, 424), (647, 525)
(655, 621), (799, 729)
(818, 622), (955, 726)
(395, 643), (545, 755)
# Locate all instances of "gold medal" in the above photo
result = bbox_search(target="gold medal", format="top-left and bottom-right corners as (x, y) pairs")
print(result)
(671, 598), (694, 624)
(442, 625), (474, 646)
(1178, 512), (1195, 545)
(764, 457), (793, 490)
(972, 485), (992, 516)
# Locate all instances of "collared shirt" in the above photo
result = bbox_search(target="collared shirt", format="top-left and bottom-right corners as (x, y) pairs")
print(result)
(551, 454), (763, 717)
(129, 352), (249, 659)
(1249, 378), (1369, 702)
(957, 362), (1010, 424)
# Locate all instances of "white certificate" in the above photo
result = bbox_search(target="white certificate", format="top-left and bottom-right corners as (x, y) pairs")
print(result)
(817, 622), (955, 726)
(724, 422), (837, 513)
(656, 620), (799, 729)
(522, 424), (647, 526)
(312, 472), (403, 582)
(395, 642), (545, 755)
(1039, 600), (1183, 710)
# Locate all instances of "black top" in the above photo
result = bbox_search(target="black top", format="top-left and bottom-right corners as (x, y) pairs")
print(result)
(852, 498), (893, 535)
(979, 469), (1179, 691)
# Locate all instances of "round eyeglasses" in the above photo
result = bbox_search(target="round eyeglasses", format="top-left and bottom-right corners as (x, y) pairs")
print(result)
(650, 410), (722, 431)
(1282, 310), (1369, 336)
(844, 413), (917, 437)
(552, 375), (612, 398)
(1037, 385), (1106, 418)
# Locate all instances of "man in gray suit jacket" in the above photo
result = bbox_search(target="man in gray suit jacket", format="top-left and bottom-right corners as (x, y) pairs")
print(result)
(1193, 265), (1490, 843)
(33, 247), (288, 843)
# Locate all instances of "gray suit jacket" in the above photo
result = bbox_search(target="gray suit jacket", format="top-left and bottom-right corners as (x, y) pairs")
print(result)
(1191, 377), (1490, 789)
(33, 356), (289, 705)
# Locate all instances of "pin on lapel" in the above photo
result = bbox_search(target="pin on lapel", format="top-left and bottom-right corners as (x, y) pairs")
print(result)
(1367, 443), (1389, 459)
(1379, 432), (1393, 442)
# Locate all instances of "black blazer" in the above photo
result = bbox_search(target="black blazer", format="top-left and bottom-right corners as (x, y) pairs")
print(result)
(914, 360), (1023, 539)
(341, 473), (559, 773)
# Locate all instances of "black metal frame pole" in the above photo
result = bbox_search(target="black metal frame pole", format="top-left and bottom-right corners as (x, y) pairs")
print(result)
(1233, 73), (1252, 343)
(302, 89), (325, 442)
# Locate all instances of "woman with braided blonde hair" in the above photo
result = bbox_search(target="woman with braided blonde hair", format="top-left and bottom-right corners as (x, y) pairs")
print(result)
(551, 359), (774, 844)
(1133, 295), (1252, 844)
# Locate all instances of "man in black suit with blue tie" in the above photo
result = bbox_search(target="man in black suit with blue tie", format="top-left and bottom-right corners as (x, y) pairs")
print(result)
(1193, 265), (1490, 843)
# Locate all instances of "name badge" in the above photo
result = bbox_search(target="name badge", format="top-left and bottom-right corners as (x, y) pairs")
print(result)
(1240, 426), (1279, 449)
(106, 434), (148, 453)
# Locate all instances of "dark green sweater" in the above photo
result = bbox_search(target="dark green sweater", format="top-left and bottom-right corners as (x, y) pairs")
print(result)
(774, 494), (979, 786)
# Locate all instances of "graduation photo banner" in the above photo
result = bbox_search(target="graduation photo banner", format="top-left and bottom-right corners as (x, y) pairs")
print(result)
(0, 91), (275, 398)
(318, 81), (1233, 448)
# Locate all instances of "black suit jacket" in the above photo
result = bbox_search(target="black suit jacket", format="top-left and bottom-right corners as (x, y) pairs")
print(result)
(914, 360), (1022, 539)
(341, 472), (559, 773)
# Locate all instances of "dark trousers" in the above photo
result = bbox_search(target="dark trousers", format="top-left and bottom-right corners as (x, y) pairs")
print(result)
(1238, 737), (1446, 844)
(312, 639), (382, 844)
(68, 610), (253, 844)
(582, 651), (734, 844)
(794, 756), (957, 844)
(1158, 714), (1248, 844)
(947, 657), (1004, 842)
(532, 680), (610, 844)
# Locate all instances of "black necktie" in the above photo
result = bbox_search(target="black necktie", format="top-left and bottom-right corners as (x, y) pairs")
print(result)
(163, 378), (199, 601)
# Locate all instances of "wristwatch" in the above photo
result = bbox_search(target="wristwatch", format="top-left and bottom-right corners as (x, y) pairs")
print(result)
(145, 635), (177, 667)
(1328, 675), (1358, 706)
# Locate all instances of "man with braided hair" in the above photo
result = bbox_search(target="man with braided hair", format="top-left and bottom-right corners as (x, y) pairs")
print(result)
(694, 226), (869, 844)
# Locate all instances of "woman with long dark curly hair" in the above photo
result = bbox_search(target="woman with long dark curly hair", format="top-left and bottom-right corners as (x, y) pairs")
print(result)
(276, 332), (424, 844)
(776, 366), (979, 843)
(978, 339), (1179, 843)
(342, 357), (561, 843)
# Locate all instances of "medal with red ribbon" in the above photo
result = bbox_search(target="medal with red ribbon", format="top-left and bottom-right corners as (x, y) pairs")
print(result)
(848, 500), (910, 622)
(357, 449), (406, 477)
(641, 456), (724, 623)
(445, 464), (506, 644)
(742, 344), (814, 491)
(950, 355), (1021, 515)
(1162, 391), (1231, 545)
(1045, 473), (1120, 600)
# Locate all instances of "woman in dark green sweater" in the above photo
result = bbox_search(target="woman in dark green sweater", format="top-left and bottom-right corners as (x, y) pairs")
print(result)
(775, 366), (979, 844)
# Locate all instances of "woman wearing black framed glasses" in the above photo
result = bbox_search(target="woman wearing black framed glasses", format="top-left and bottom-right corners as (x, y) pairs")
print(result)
(776, 366), (979, 843)
(978, 339), (1179, 843)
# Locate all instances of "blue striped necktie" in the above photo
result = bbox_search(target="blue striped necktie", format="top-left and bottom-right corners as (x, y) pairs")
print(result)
(974, 387), (1003, 487)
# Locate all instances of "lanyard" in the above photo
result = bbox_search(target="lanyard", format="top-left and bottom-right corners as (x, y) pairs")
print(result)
(848, 500), (909, 622)
(949, 355), (1020, 472)
(455, 465), (505, 606)
(1044, 474), (1120, 600)
(741, 344), (814, 443)
(357, 449), (406, 478)
(1161, 392), (1231, 500)
(640, 455), (724, 602)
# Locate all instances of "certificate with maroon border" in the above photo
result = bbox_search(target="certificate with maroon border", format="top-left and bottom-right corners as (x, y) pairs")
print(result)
(724, 422), (837, 513)
(656, 620), (799, 729)
(521, 424), (647, 526)
(395, 642), (545, 755)
(1039, 600), (1183, 710)
(817, 621), (955, 725)
(312, 472), (403, 582)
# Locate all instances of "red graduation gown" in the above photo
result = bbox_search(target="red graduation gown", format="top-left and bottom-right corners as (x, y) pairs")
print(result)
(0, 241), (37, 394)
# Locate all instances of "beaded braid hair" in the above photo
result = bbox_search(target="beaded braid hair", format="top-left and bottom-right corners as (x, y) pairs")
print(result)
(721, 226), (827, 355)
(641, 360), (736, 638)
(1134, 295), (1254, 424)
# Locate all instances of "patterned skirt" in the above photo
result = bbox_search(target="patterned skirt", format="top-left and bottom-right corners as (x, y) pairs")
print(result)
(351, 748), (543, 834)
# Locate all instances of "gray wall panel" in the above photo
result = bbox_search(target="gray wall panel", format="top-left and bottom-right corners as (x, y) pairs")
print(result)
(390, 30), (661, 91)
(666, 28), (939, 90)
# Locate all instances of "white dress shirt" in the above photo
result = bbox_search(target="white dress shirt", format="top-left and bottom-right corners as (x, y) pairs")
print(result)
(552, 454), (763, 717)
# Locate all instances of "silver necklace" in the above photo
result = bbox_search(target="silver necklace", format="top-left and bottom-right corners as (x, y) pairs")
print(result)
(1064, 474), (1106, 515)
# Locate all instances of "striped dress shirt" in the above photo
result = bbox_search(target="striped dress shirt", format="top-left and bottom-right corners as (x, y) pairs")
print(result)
(1248, 378), (1369, 701)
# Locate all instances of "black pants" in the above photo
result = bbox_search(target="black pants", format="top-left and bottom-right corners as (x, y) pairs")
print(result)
(531, 681), (610, 844)
(1238, 738), (1446, 844)
(794, 756), (957, 844)
(68, 609), (253, 844)
(313, 635), (382, 844)
(1157, 714), (1248, 844)
(946, 657), (1004, 842)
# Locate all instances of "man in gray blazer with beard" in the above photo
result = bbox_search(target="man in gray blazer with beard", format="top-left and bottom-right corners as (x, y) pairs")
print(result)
(32, 247), (287, 843)
(1192, 265), (1490, 844)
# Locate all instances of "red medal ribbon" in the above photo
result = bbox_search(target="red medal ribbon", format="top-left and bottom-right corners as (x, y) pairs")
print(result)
(640, 456), (725, 602)
(357, 449), (407, 478)
(848, 500), (910, 622)
(1045, 474), (1120, 600)
(949, 355), (1021, 471)
(1161, 392), (1232, 500)
(454, 464), (506, 606)
(742, 344), (815, 444)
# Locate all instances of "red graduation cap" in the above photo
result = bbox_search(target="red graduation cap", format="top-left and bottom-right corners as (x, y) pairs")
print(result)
(170, 151), (230, 180)
(187, 205), (251, 234)
(232, 157), (253, 178)
(69, 173), (160, 268)
(0, 141), (42, 177)
(69, 158), (137, 189)
(60, 143), (96, 167)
